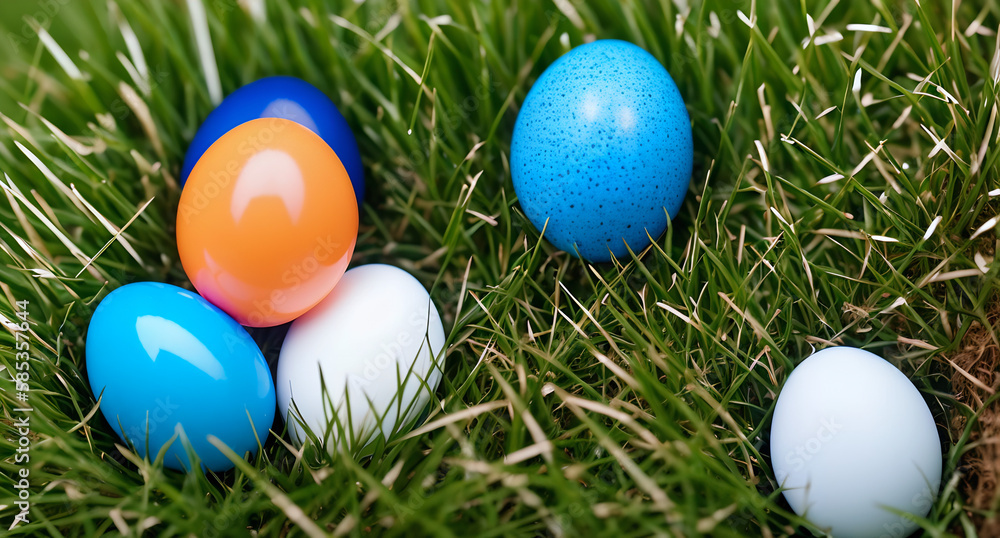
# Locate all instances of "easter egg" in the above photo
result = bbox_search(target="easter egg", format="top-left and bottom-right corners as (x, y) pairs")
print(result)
(181, 75), (365, 205)
(85, 282), (275, 472)
(177, 117), (358, 327)
(510, 39), (693, 262)
(275, 264), (446, 451)
(770, 347), (941, 537)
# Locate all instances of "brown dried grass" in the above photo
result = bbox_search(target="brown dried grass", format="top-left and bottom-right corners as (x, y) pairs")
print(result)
(949, 304), (1000, 534)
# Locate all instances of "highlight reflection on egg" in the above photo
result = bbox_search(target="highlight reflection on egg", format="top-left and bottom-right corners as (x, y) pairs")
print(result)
(511, 39), (693, 262)
(176, 118), (358, 327)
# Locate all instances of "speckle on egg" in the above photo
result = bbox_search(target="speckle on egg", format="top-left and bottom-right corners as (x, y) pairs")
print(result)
(511, 40), (693, 262)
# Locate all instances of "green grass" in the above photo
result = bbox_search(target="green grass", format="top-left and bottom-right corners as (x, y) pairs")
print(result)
(1, 0), (998, 535)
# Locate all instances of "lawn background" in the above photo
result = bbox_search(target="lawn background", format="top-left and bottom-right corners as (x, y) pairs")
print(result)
(1, 0), (999, 536)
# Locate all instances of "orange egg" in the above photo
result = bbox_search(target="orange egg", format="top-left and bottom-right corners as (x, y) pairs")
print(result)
(177, 118), (358, 327)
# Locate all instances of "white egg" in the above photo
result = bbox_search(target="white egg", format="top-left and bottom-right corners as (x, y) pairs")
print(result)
(770, 346), (941, 537)
(276, 264), (446, 451)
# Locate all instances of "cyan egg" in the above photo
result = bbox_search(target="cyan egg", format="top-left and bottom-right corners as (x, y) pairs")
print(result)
(85, 282), (276, 471)
(511, 39), (693, 262)
(181, 75), (365, 205)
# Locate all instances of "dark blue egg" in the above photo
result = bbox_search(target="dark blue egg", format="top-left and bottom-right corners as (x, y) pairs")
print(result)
(181, 76), (365, 205)
(85, 282), (275, 471)
(511, 40), (693, 262)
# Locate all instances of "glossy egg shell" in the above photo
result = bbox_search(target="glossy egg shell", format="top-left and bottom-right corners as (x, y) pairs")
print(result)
(177, 117), (359, 327)
(181, 75), (365, 205)
(276, 264), (446, 451)
(770, 347), (942, 537)
(85, 282), (275, 472)
(511, 39), (693, 262)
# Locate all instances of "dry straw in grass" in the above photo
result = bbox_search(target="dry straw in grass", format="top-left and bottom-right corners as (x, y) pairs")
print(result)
(949, 303), (1000, 535)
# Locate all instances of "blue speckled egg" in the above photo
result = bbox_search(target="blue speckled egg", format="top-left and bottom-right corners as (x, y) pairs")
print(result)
(511, 40), (693, 262)
(181, 76), (365, 205)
